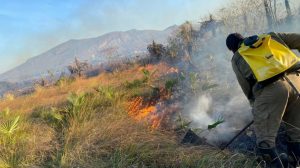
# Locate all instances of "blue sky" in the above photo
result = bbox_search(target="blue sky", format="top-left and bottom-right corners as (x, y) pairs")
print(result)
(0, 0), (229, 73)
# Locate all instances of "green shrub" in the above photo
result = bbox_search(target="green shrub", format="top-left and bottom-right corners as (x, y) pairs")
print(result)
(31, 107), (63, 129)
(55, 76), (75, 87)
(165, 79), (178, 92)
(125, 79), (144, 89)
(202, 83), (219, 91)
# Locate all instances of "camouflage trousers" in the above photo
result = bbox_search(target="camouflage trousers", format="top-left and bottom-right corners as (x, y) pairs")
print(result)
(253, 73), (300, 147)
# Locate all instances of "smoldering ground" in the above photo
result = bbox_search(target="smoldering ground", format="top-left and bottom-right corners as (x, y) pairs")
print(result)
(186, 92), (252, 146)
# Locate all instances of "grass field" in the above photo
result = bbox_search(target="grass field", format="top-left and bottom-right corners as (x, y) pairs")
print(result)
(0, 62), (256, 168)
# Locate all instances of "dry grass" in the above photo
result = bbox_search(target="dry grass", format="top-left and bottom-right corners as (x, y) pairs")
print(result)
(0, 62), (170, 113)
(0, 62), (256, 168)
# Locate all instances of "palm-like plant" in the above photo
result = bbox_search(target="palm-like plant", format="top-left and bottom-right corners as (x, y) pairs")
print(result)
(141, 69), (157, 86)
(65, 92), (87, 123)
(67, 92), (86, 108)
(0, 116), (20, 136)
(96, 87), (116, 101)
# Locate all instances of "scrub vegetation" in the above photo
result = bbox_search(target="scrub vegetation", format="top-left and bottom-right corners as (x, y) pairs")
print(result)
(0, 0), (299, 167)
(0, 63), (256, 167)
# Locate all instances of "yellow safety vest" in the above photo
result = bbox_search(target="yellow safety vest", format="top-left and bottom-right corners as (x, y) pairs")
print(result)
(238, 34), (300, 82)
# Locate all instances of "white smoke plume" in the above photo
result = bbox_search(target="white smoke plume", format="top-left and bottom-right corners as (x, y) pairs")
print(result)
(178, 0), (300, 146)
(188, 94), (214, 129)
(185, 91), (252, 145)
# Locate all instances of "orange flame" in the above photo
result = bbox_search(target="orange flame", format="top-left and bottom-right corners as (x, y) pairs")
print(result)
(128, 97), (161, 129)
(168, 67), (179, 74)
(149, 114), (162, 129)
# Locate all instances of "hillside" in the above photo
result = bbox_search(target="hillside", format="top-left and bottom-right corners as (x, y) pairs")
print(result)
(0, 61), (255, 167)
(0, 26), (177, 83)
(1, 0), (300, 167)
(0, 82), (18, 96)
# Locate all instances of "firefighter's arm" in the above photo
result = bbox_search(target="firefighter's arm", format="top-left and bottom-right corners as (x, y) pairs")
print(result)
(277, 32), (300, 51)
(232, 61), (254, 104)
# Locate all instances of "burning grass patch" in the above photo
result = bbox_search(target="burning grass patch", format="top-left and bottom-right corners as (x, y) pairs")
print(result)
(128, 97), (161, 129)
(0, 62), (257, 167)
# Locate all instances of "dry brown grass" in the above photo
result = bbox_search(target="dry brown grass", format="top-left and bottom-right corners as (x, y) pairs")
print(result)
(0, 62), (256, 167)
(0, 62), (171, 114)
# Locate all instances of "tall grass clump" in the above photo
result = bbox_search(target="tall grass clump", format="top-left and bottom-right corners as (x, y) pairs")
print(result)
(0, 108), (55, 167)
(0, 114), (23, 168)
(32, 87), (126, 167)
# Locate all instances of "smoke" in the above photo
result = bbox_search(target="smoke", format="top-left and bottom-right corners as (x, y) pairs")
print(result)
(182, 36), (252, 145)
(188, 94), (214, 129)
(178, 0), (300, 146)
(187, 38), (252, 145)
(185, 91), (252, 145)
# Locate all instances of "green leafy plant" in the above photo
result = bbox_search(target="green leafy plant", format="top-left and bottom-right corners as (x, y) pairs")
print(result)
(66, 92), (86, 122)
(207, 118), (225, 130)
(125, 69), (157, 89)
(175, 113), (192, 131)
(142, 69), (150, 78)
(96, 86), (117, 100)
(165, 79), (178, 92)
(0, 116), (20, 136)
(67, 92), (86, 108)
(190, 72), (200, 93)
(179, 72), (186, 81)
(125, 79), (144, 89)
(31, 107), (64, 128)
(95, 86), (123, 107)
(142, 69), (157, 84)
(0, 108), (26, 168)
(49, 107), (64, 122)
(202, 83), (219, 91)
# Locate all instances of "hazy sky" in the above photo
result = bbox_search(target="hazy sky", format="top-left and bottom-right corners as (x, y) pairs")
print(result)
(0, 0), (230, 73)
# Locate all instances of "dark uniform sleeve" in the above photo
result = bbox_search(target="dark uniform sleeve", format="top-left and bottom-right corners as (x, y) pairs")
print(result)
(276, 33), (300, 51)
(231, 60), (254, 105)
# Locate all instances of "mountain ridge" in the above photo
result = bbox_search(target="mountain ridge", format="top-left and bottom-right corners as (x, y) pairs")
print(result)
(0, 25), (177, 82)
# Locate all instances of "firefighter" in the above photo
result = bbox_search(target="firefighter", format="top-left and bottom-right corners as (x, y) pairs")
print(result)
(226, 32), (300, 167)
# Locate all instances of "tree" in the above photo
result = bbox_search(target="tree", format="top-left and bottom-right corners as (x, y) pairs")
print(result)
(216, 0), (266, 34)
(173, 21), (195, 63)
(67, 58), (89, 77)
(285, 0), (292, 23)
(147, 41), (166, 60)
(263, 0), (274, 29)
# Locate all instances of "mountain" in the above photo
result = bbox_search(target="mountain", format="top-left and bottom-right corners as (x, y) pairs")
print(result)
(0, 25), (177, 82)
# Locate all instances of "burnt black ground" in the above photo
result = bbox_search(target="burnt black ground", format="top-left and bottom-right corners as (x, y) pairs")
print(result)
(182, 124), (289, 157)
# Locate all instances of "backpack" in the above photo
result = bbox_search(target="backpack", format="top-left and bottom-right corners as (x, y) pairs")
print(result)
(238, 34), (300, 82)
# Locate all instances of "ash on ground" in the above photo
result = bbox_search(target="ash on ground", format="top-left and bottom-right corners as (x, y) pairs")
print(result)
(181, 124), (289, 156)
